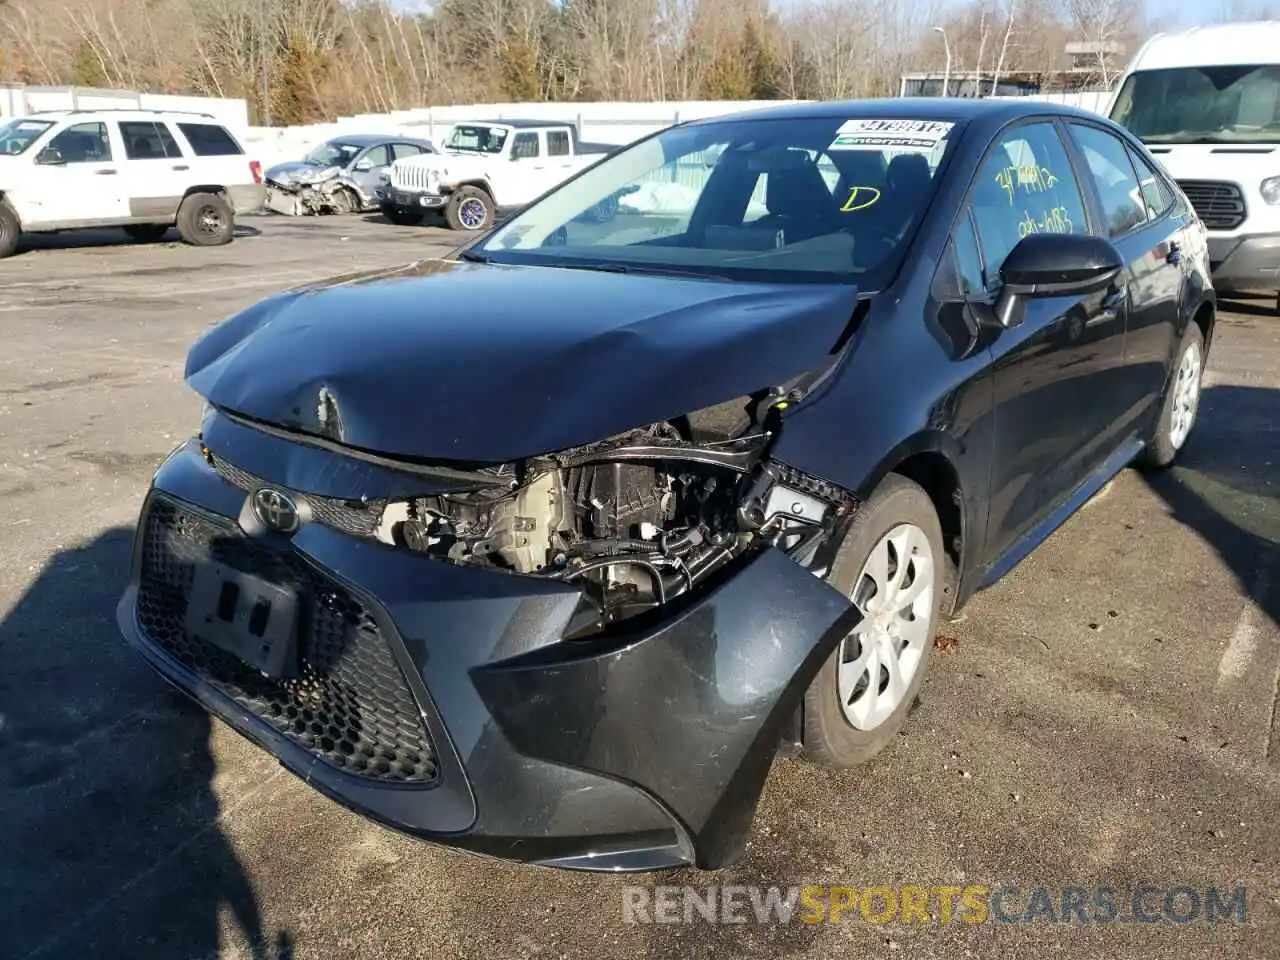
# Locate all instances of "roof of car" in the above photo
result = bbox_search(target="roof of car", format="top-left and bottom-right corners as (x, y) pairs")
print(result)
(456, 119), (572, 130)
(684, 97), (1108, 127)
(13, 108), (234, 126)
(327, 132), (434, 146)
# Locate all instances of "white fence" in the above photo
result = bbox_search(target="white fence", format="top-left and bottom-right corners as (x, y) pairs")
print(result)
(0, 83), (249, 128)
(1, 82), (1113, 170)
(990, 90), (1113, 115)
(238, 100), (806, 169)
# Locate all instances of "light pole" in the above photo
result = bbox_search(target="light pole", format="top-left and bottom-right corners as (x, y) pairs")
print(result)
(933, 26), (952, 97)
(258, 5), (271, 125)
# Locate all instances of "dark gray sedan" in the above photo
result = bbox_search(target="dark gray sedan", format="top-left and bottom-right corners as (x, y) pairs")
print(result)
(264, 133), (437, 215)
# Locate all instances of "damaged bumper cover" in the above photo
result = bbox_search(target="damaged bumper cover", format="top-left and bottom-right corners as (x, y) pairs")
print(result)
(265, 176), (368, 216)
(117, 423), (861, 870)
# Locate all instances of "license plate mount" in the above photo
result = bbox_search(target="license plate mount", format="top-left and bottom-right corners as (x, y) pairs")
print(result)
(185, 562), (301, 679)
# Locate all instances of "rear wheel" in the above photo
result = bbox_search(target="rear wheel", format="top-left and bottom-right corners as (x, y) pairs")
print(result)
(1139, 322), (1205, 469)
(0, 200), (19, 258)
(445, 186), (493, 231)
(382, 204), (424, 226)
(801, 474), (944, 768)
(123, 223), (171, 243)
(175, 192), (234, 247)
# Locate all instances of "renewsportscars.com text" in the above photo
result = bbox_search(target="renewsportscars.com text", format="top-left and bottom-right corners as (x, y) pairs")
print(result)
(621, 885), (1248, 926)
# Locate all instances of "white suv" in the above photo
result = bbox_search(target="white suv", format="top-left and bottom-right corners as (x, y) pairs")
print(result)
(0, 109), (266, 258)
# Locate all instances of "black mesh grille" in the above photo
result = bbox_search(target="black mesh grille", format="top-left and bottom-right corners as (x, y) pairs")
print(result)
(212, 455), (387, 537)
(135, 496), (439, 784)
(1176, 180), (1247, 230)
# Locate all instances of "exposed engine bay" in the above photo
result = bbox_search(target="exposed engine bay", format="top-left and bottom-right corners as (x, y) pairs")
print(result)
(371, 415), (858, 634)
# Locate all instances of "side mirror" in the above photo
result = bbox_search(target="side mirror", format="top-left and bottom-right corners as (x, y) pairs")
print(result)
(354, 157), (373, 172)
(36, 147), (64, 166)
(993, 233), (1124, 328)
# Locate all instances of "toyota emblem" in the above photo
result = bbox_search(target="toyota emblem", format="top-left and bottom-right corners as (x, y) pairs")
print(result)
(251, 487), (301, 533)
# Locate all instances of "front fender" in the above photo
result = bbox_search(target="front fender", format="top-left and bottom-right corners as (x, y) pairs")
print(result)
(470, 547), (860, 869)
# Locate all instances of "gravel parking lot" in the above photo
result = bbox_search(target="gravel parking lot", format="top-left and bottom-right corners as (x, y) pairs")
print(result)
(2, 215), (1277, 960)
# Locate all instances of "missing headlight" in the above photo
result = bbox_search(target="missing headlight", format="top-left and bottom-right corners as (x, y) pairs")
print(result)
(377, 424), (856, 637)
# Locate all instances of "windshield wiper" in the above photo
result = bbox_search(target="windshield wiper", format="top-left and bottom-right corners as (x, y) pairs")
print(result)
(457, 249), (490, 263)
(550, 261), (725, 281)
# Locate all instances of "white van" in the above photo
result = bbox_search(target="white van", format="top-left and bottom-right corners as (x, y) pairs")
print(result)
(1108, 21), (1280, 305)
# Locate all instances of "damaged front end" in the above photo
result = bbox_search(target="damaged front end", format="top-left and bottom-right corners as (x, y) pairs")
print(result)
(265, 167), (366, 216)
(120, 264), (870, 870)
(366, 416), (858, 640)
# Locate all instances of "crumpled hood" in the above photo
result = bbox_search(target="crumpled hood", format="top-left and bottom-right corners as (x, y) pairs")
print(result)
(265, 161), (335, 183)
(185, 259), (858, 464)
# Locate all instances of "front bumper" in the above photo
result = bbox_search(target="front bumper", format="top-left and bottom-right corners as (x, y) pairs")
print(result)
(117, 435), (857, 871)
(1207, 232), (1280, 292)
(376, 185), (446, 209)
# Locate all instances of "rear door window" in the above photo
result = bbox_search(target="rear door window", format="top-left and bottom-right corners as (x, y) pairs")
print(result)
(547, 131), (571, 156)
(119, 121), (181, 160)
(176, 123), (244, 157)
(1066, 123), (1149, 238)
(391, 142), (426, 160)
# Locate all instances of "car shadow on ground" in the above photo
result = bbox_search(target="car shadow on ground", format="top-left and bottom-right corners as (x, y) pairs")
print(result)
(1141, 383), (1280, 628)
(15, 224), (263, 256)
(1218, 294), (1278, 318)
(0, 527), (291, 960)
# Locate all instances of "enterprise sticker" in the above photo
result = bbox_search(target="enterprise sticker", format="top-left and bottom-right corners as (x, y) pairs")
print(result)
(829, 119), (955, 152)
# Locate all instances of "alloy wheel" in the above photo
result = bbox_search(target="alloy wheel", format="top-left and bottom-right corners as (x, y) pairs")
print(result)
(197, 205), (225, 239)
(459, 197), (487, 229)
(838, 523), (935, 731)
(1169, 339), (1202, 450)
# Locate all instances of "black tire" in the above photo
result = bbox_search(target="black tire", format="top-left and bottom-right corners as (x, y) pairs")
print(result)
(445, 185), (494, 231)
(801, 474), (945, 768)
(331, 187), (358, 215)
(382, 204), (424, 226)
(1139, 322), (1205, 470)
(122, 223), (171, 243)
(0, 200), (19, 259)
(175, 192), (234, 247)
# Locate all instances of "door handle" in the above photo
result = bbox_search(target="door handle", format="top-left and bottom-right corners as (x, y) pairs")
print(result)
(172, 164), (189, 171)
(96, 169), (118, 175)
(1098, 288), (1126, 323)
(1165, 241), (1181, 266)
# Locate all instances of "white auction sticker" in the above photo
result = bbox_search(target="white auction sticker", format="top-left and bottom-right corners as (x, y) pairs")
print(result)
(829, 119), (955, 152)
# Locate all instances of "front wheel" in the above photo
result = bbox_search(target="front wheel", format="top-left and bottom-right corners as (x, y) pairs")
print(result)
(175, 192), (234, 247)
(445, 186), (494, 231)
(330, 187), (358, 215)
(1139, 322), (1204, 470)
(801, 474), (944, 768)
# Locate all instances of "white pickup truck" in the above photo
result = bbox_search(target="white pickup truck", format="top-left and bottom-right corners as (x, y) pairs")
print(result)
(376, 120), (618, 231)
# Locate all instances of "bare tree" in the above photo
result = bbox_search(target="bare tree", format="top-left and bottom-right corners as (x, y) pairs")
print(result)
(1064, 0), (1138, 88)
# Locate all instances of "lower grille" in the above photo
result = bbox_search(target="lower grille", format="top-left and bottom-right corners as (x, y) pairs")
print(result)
(1176, 179), (1246, 230)
(135, 496), (438, 784)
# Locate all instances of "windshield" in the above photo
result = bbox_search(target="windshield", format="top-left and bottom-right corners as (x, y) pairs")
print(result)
(0, 118), (53, 156)
(1111, 65), (1280, 143)
(473, 115), (960, 285)
(303, 141), (364, 167)
(444, 125), (509, 154)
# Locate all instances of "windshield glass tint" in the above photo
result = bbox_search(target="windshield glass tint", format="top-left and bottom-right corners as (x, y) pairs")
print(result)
(304, 141), (362, 166)
(1111, 65), (1280, 143)
(0, 119), (53, 155)
(446, 125), (508, 153)
(475, 115), (960, 284)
